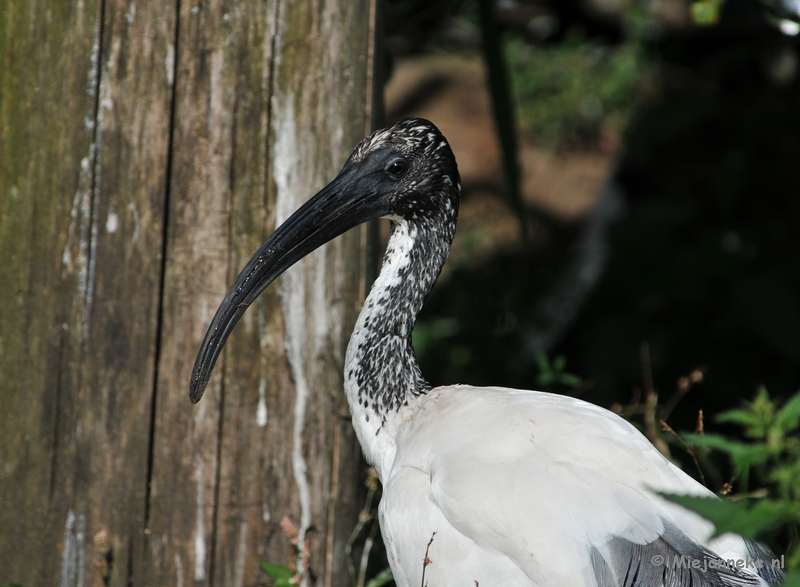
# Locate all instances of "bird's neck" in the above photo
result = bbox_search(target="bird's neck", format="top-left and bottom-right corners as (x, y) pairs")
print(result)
(344, 216), (453, 476)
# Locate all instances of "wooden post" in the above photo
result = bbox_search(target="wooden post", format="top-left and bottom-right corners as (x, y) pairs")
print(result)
(0, 1), (377, 585)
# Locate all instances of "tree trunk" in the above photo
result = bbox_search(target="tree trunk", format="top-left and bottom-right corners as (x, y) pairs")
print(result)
(0, 1), (378, 586)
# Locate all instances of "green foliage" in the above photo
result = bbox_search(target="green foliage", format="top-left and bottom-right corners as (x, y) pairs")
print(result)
(690, 0), (726, 24)
(412, 317), (460, 359)
(535, 352), (583, 389)
(660, 493), (797, 539)
(684, 432), (774, 487)
(413, 316), (473, 371)
(364, 568), (394, 587)
(663, 388), (800, 573)
(259, 562), (297, 587)
(687, 387), (800, 499)
(505, 28), (650, 148)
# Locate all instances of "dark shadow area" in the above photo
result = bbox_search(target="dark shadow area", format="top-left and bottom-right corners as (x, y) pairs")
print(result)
(408, 0), (800, 465)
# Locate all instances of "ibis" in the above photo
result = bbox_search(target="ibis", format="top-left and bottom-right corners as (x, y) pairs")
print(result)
(190, 118), (783, 586)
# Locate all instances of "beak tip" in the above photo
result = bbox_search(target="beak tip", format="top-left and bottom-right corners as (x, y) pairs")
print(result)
(189, 375), (207, 404)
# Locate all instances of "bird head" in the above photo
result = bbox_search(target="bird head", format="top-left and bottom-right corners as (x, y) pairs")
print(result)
(189, 117), (459, 403)
(347, 118), (460, 223)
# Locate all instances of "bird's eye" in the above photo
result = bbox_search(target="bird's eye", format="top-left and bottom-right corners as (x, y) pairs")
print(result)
(385, 158), (408, 179)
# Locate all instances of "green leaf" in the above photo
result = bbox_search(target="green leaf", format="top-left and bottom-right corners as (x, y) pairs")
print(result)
(659, 494), (799, 539)
(683, 433), (774, 470)
(776, 392), (800, 434)
(779, 572), (800, 587)
(558, 373), (584, 388)
(536, 353), (555, 385)
(716, 408), (762, 429)
(259, 562), (296, 585)
(690, 0), (723, 25)
(535, 351), (550, 373)
(365, 567), (394, 587)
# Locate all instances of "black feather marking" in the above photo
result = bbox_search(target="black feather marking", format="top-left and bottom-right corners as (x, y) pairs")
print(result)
(345, 119), (460, 425)
(592, 522), (764, 587)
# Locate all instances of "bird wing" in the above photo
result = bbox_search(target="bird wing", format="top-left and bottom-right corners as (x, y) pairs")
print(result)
(385, 385), (766, 587)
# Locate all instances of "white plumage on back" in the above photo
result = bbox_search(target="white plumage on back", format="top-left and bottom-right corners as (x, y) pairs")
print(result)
(376, 385), (754, 586)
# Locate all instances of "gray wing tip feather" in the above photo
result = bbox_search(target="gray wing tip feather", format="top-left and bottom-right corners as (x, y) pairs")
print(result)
(745, 538), (786, 586)
(591, 521), (781, 587)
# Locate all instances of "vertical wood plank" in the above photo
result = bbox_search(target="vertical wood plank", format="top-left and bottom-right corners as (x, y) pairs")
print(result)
(144, 0), (236, 582)
(255, 1), (377, 583)
(147, 0), (377, 585)
(74, 2), (176, 584)
(0, 1), (175, 586)
(0, 2), (102, 583)
(1, 0), (375, 585)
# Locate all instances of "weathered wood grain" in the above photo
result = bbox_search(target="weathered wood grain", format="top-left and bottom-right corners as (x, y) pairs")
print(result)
(0, 1), (175, 586)
(0, 2), (100, 583)
(0, 0), (376, 585)
(146, 0), (377, 586)
(79, 3), (176, 584)
(259, 2), (378, 584)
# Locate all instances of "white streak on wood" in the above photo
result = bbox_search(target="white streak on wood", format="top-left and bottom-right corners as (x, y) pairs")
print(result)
(105, 211), (118, 234)
(78, 23), (121, 340)
(194, 398), (207, 425)
(234, 519), (249, 587)
(63, 16), (103, 341)
(256, 303), (269, 427)
(84, 20), (100, 131)
(59, 509), (86, 587)
(85, 151), (100, 341)
(273, 102), (297, 226)
(125, 2), (136, 25)
(273, 96), (312, 586)
(100, 38), (120, 114)
(194, 456), (206, 581)
(256, 383), (268, 427)
(165, 42), (175, 87)
(314, 245), (328, 350)
(62, 151), (93, 270)
(175, 553), (185, 587)
(128, 202), (141, 242)
(62, 144), (95, 343)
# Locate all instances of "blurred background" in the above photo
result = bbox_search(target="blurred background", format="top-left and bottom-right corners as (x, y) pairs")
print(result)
(372, 0), (800, 567)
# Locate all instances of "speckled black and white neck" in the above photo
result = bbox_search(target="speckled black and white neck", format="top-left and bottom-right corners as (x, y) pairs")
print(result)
(342, 119), (460, 474)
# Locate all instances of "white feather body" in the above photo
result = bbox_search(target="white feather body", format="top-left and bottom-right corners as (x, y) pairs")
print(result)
(375, 385), (752, 587)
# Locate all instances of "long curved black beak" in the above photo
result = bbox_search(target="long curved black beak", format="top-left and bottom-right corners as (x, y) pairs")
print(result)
(189, 162), (385, 403)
